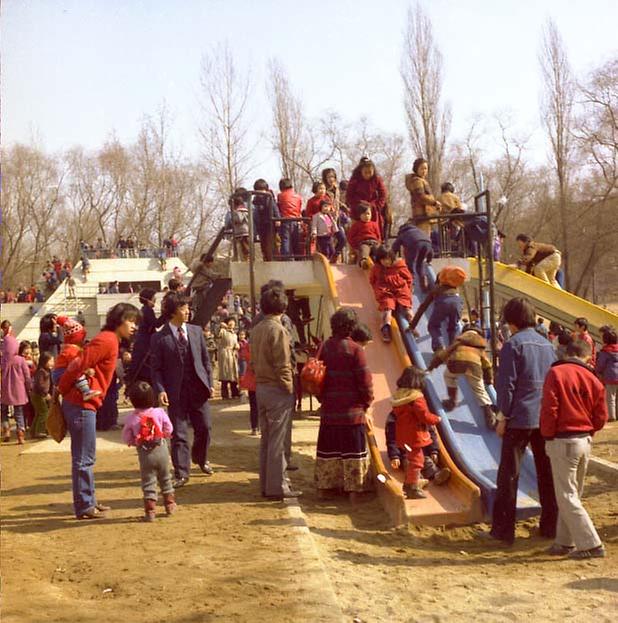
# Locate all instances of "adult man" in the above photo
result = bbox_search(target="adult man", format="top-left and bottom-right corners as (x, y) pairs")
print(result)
(250, 286), (301, 500)
(514, 234), (562, 288)
(151, 293), (214, 487)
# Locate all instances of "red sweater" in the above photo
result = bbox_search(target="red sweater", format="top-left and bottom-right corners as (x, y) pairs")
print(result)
(277, 189), (302, 218)
(305, 194), (331, 219)
(369, 259), (413, 311)
(540, 359), (608, 439)
(347, 219), (382, 249)
(58, 330), (119, 410)
(393, 389), (440, 449)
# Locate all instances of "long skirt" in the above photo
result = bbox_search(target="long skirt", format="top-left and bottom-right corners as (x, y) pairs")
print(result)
(314, 422), (372, 492)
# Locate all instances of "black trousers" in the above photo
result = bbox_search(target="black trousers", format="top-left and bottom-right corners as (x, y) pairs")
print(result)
(491, 428), (558, 543)
(221, 380), (240, 399)
(248, 390), (258, 430)
(169, 395), (211, 478)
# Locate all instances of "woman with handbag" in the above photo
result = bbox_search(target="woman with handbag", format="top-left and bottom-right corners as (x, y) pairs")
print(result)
(315, 308), (374, 502)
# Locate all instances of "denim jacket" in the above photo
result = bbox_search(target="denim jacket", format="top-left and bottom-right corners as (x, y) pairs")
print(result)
(496, 327), (556, 429)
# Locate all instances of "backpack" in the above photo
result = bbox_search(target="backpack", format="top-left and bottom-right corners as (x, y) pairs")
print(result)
(300, 342), (326, 396)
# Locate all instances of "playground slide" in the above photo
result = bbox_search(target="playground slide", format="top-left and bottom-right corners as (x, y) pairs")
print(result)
(468, 260), (618, 340)
(313, 256), (482, 527)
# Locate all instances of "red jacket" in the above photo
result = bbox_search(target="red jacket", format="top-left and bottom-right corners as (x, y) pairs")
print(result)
(277, 189), (302, 218)
(58, 330), (119, 410)
(305, 194), (331, 219)
(346, 174), (387, 219)
(540, 359), (608, 439)
(347, 219), (382, 249)
(369, 259), (413, 311)
(393, 389), (440, 449)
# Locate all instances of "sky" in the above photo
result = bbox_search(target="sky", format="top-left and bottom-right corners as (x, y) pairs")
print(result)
(2, 0), (617, 175)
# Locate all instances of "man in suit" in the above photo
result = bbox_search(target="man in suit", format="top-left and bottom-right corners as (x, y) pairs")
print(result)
(151, 292), (214, 487)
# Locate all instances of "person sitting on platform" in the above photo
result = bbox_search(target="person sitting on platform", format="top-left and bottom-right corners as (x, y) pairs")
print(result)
(311, 200), (339, 262)
(347, 204), (381, 269)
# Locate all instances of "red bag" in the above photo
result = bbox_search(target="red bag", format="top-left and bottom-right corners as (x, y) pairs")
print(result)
(239, 366), (257, 392)
(300, 342), (326, 395)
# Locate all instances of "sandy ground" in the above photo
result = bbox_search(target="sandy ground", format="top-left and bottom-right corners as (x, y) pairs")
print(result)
(593, 420), (618, 463)
(1, 401), (617, 623)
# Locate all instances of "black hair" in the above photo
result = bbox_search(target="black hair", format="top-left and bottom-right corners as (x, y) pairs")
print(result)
(312, 180), (325, 193)
(502, 297), (536, 330)
(470, 309), (479, 318)
(351, 323), (373, 344)
(233, 195), (245, 207)
(1, 320), (11, 331)
(253, 179), (269, 191)
(260, 279), (285, 295)
(161, 293), (191, 320)
(358, 204), (372, 216)
(330, 307), (358, 339)
(321, 168), (337, 185)
(373, 245), (397, 264)
(441, 182), (454, 193)
(102, 303), (141, 331)
(566, 339), (592, 359)
(168, 278), (182, 291)
(497, 230), (506, 238)
(601, 325), (617, 345)
(319, 199), (331, 210)
(537, 317), (544, 324)
(260, 287), (288, 315)
(128, 381), (155, 410)
(233, 187), (249, 202)
(351, 157), (377, 180)
(18, 341), (32, 356)
(396, 366), (426, 390)
(202, 254), (214, 264)
(339, 180), (348, 191)
(139, 288), (157, 305)
(549, 321), (564, 335)
(412, 158), (428, 174)
(557, 332), (573, 347)
(39, 313), (57, 333)
(37, 351), (54, 369)
(574, 317), (589, 331)
(279, 178), (293, 191)
(515, 234), (531, 244)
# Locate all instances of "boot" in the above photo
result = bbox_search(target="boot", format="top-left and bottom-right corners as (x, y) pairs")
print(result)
(163, 492), (177, 516)
(16, 429), (25, 445)
(433, 467), (452, 486)
(403, 484), (427, 499)
(143, 498), (156, 522)
(483, 405), (498, 430)
(442, 387), (458, 412)
(1, 423), (10, 443)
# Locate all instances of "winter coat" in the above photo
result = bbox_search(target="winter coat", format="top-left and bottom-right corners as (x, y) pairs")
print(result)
(369, 259), (413, 311)
(430, 330), (493, 384)
(232, 206), (250, 238)
(1, 335), (32, 406)
(540, 358), (608, 439)
(277, 189), (302, 218)
(252, 192), (280, 233)
(305, 194), (331, 219)
(311, 212), (338, 237)
(596, 344), (618, 384)
(392, 388), (440, 449)
(391, 222), (432, 267)
(517, 241), (558, 274)
(346, 174), (387, 220)
(438, 191), (462, 213)
(405, 174), (438, 221)
(347, 219), (381, 249)
(385, 410), (439, 461)
(218, 327), (239, 382)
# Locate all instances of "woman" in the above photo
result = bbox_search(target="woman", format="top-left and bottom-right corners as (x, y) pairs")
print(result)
(128, 288), (164, 385)
(38, 314), (62, 358)
(315, 308), (374, 502)
(1, 334), (32, 444)
(405, 158), (441, 236)
(345, 157), (388, 237)
(218, 319), (240, 399)
(322, 168), (348, 261)
(58, 302), (140, 520)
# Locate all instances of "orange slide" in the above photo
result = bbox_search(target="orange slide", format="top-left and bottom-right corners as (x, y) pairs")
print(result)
(314, 255), (482, 527)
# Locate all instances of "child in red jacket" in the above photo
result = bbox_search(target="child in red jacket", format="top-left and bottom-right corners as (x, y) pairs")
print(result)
(347, 205), (381, 269)
(573, 317), (596, 368)
(540, 339), (608, 559)
(391, 366), (441, 499)
(369, 245), (417, 343)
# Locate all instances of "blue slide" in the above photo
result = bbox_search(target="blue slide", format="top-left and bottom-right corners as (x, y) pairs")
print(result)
(395, 269), (542, 520)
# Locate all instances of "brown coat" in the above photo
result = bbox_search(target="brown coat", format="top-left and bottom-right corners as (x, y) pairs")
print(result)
(517, 241), (558, 273)
(250, 315), (293, 393)
(438, 191), (462, 213)
(430, 330), (493, 384)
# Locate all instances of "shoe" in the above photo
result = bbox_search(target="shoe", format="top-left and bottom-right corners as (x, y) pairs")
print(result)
(442, 387), (459, 412)
(2, 424), (11, 443)
(483, 405), (498, 430)
(568, 545), (606, 559)
(476, 529), (513, 546)
(433, 467), (451, 486)
(403, 484), (426, 499)
(264, 490), (303, 501)
(286, 464), (299, 471)
(381, 324), (392, 343)
(418, 477), (430, 489)
(163, 492), (177, 515)
(173, 477), (189, 488)
(77, 507), (107, 520)
(547, 543), (576, 556)
(143, 498), (156, 522)
(198, 463), (214, 475)
(251, 428), (259, 436)
(16, 429), (26, 445)
(95, 503), (112, 512)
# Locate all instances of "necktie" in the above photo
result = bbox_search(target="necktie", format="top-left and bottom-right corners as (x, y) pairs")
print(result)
(178, 326), (188, 347)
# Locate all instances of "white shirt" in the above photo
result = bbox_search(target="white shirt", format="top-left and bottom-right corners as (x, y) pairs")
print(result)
(168, 322), (189, 344)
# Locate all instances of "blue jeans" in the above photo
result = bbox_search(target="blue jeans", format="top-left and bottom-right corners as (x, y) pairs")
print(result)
(63, 400), (97, 516)
(428, 294), (463, 351)
(1, 404), (25, 430)
(279, 222), (300, 258)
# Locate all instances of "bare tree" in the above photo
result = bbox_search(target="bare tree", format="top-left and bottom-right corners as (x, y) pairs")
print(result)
(539, 19), (575, 288)
(401, 2), (451, 192)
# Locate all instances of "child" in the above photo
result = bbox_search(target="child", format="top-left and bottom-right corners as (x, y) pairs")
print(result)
(238, 330), (250, 379)
(494, 230), (506, 262)
(238, 344), (258, 435)
(347, 204), (381, 269)
(311, 200), (339, 261)
(595, 325), (617, 422)
(19, 341), (36, 430)
(53, 317), (101, 401)
(1, 335), (32, 444)
(277, 178), (303, 258)
(305, 180), (331, 219)
(390, 366), (441, 499)
(573, 317), (596, 368)
(31, 352), (54, 439)
(231, 195), (250, 261)
(428, 325), (497, 429)
(351, 323), (373, 347)
(556, 331), (573, 360)
(369, 245), (417, 343)
(391, 219), (433, 291)
(540, 339), (608, 559)
(252, 179), (280, 262)
(409, 266), (466, 352)
(122, 381), (176, 521)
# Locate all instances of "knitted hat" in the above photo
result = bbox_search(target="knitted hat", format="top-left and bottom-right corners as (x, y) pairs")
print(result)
(56, 316), (86, 346)
(437, 266), (468, 288)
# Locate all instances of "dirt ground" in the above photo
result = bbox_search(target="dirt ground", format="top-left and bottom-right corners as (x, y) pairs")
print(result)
(1, 402), (617, 623)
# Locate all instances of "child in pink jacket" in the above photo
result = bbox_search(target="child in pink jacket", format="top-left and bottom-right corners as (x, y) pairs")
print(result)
(122, 381), (176, 521)
(1, 335), (32, 444)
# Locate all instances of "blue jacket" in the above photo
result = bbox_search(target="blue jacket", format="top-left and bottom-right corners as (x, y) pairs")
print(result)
(496, 327), (556, 429)
(392, 223), (431, 267)
(252, 193), (280, 232)
(595, 345), (618, 384)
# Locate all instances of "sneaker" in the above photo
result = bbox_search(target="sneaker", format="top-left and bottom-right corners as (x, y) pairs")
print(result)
(381, 324), (392, 343)
(417, 478), (430, 489)
(433, 467), (451, 486)
(547, 543), (575, 556)
(568, 545), (606, 559)
(250, 428), (259, 436)
(403, 485), (427, 499)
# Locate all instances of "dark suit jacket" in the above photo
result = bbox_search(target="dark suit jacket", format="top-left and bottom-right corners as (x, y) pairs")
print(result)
(151, 323), (213, 406)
